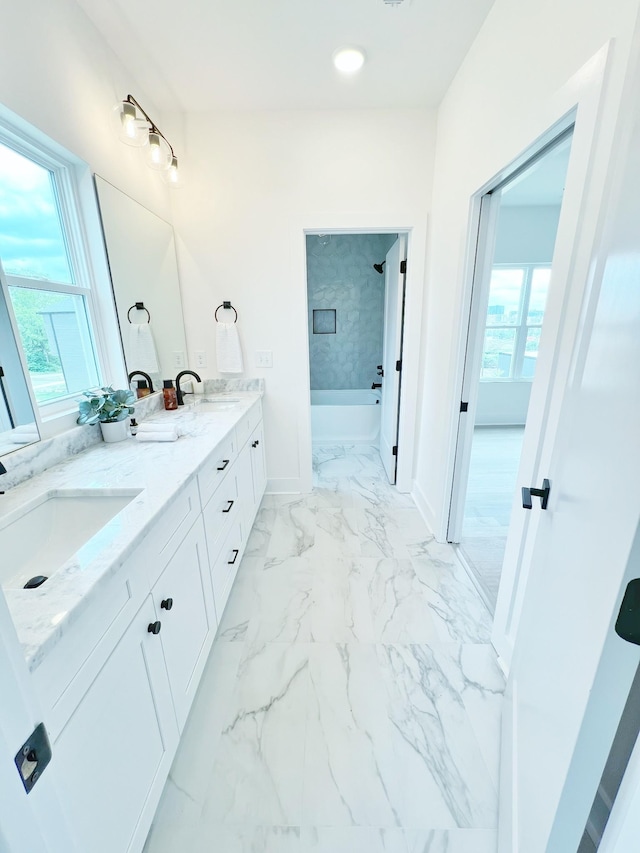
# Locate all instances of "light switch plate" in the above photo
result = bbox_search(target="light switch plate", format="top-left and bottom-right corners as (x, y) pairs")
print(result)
(255, 350), (273, 368)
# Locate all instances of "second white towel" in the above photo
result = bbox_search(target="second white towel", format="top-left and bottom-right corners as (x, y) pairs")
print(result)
(216, 322), (244, 373)
(135, 429), (178, 442)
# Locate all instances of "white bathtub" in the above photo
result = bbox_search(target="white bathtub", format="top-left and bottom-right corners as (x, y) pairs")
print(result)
(310, 389), (381, 445)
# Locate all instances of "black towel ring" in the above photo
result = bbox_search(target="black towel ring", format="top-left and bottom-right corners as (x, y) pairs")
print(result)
(127, 302), (151, 324)
(215, 301), (238, 323)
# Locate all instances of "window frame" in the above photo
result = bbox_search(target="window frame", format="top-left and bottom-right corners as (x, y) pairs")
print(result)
(481, 262), (551, 381)
(0, 123), (116, 425)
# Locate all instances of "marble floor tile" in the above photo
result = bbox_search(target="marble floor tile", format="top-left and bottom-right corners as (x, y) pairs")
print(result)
(301, 827), (409, 852)
(404, 829), (497, 853)
(194, 825), (302, 853)
(145, 446), (503, 851)
(376, 645), (498, 828)
(303, 643), (403, 827)
(202, 643), (310, 825)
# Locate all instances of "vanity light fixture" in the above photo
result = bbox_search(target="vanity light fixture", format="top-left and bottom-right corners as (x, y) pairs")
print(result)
(332, 46), (366, 74)
(113, 95), (180, 185)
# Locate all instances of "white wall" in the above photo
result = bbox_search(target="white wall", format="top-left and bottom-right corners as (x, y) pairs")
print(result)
(414, 0), (640, 536)
(167, 109), (435, 491)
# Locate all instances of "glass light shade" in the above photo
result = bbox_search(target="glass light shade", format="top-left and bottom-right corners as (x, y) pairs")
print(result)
(162, 156), (182, 187)
(112, 101), (148, 147)
(332, 47), (366, 74)
(147, 131), (172, 170)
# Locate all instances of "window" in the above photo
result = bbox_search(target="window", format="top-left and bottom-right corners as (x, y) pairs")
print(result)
(0, 137), (101, 407)
(481, 264), (550, 380)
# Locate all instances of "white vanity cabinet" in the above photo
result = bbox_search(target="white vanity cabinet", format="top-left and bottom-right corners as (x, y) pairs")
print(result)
(53, 595), (179, 853)
(151, 515), (215, 730)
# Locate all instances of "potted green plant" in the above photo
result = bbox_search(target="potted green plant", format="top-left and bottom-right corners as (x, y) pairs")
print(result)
(77, 386), (136, 443)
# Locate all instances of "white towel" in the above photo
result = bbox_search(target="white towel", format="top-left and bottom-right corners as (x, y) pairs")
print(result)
(137, 422), (177, 433)
(216, 322), (244, 374)
(135, 429), (178, 442)
(127, 324), (160, 375)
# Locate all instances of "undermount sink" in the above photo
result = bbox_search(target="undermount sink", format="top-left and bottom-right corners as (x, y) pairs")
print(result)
(192, 397), (241, 412)
(0, 489), (141, 591)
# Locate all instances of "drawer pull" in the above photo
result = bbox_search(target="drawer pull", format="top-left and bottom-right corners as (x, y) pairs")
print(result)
(217, 459), (230, 471)
(222, 500), (234, 513)
(147, 621), (162, 635)
(161, 598), (174, 611)
(227, 549), (239, 565)
(252, 440), (259, 448)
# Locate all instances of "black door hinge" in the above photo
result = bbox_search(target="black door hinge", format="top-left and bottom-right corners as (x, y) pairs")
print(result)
(396, 360), (402, 372)
(392, 445), (398, 456)
(400, 260), (407, 274)
(460, 401), (468, 412)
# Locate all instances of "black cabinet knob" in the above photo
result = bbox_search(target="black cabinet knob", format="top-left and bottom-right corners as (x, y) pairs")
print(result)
(161, 598), (173, 611)
(217, 459), (230, 471)
(252, 440), (259, 448)
(147, 621), (162, 634)
(227, 549), (239, 565)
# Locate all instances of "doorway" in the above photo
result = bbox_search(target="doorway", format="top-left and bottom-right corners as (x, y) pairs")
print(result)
(448, 129), (574, 611)
(305, 232), (407, 484)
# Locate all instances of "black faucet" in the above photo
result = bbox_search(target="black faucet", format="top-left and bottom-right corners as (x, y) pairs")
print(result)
(175, 370), (202, 406)
(128, 370), (155, 393)
(0, 460), (6, 495)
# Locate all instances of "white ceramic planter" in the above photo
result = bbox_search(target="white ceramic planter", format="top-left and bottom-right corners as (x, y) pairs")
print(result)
(100, 420), (129, 443)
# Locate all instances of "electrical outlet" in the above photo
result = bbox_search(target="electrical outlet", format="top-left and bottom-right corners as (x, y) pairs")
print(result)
(255, 350), (273, 368)
(172, 351), (185, 369)
(194, 350), (207, 368)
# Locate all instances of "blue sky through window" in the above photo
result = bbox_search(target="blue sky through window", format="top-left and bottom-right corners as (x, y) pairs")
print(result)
(0, 141), (73, 283)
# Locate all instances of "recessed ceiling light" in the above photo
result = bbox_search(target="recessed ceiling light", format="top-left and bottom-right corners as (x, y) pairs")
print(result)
(333, 47), (366, 74)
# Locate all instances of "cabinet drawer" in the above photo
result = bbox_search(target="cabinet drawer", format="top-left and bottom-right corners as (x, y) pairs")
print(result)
(33, 555), (149, 740)
(197, 430), (237, 508)
(144, 478), (201, 588)
(235, 400), (262, 447)
(211, 520), (243, 623)
(202, 468), (239, 564)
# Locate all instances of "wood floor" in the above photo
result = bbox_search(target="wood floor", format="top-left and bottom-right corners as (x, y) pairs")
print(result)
(459, 426), (525, 612)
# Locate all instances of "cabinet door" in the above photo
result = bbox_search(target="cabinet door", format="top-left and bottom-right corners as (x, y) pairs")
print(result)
(211, 519), (243, 622)
(236, 441), (255, 536)
(54, 597), (178, 853)
(153, 516), (215, 729)
(249, 422), (267, 511)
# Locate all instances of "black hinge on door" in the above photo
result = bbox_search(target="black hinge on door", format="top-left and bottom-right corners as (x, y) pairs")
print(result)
(460, 401), (469, 412)
(392, 445), (398, 456)
(400, 259), (407, 274)
(396, 360), (402, 372)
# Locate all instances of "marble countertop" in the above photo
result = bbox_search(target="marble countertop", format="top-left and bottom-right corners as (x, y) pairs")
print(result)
(0, 393), (262, 671)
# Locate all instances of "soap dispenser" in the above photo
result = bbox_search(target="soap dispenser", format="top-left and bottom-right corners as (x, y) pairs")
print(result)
(163, 380), (178, 410)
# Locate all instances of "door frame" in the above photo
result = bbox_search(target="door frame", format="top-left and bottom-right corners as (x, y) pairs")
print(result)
(443, 42), (615, 668)
(292, 214), (427, 494)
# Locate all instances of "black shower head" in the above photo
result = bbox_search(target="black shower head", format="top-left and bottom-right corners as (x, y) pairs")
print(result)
(373, 261), (385, 274)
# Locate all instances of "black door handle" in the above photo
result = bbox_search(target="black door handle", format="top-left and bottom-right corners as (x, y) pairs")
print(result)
(227, 549), (239, 565)
(222, 500), (234, 513)
(616, 579), (640, 645)
(522, 479), (551, 510)
(217, 459), (230, 471)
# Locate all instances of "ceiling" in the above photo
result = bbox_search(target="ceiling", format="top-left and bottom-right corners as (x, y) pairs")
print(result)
(75, 0), (496, 112)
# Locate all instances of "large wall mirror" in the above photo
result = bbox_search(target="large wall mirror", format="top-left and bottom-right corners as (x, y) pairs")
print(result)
(0, 283), (40, 455)
(94, 176), (188, 391)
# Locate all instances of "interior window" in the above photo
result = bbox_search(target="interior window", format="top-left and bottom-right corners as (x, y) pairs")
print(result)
(481, 263), (550, 380)
(0, 139), (101, 406)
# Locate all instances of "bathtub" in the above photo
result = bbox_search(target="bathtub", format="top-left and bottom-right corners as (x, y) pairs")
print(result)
(310, 389), (381, 444)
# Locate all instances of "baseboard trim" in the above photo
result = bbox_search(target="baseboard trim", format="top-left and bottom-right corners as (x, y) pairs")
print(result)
(411, 479), (437, 537)
(266, 478), (307, 494)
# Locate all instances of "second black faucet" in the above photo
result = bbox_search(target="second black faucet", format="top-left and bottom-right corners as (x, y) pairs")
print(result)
(175, 370), (202, 406)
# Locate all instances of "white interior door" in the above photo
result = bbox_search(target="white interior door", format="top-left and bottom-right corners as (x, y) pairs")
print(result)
(379, 235), (406, 484)
(499, 73), (640, 852)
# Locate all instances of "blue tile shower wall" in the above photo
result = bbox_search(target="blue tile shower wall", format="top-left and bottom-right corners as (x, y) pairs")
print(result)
(306, 234), (397, 390)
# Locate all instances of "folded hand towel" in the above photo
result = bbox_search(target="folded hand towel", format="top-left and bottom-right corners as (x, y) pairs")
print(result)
(216, 322), (244, 373)
(135, 429), (178, 442)
(127, 324), (160, 375)
(137, 422), (178, 433)
(12, 431), (39, 444)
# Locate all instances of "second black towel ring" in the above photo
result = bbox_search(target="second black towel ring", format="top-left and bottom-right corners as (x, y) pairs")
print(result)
(127, 302), (151, 324)
(215, 301), (238, 323)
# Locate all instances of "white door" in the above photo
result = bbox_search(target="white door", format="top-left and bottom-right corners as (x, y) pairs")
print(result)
(0, 592), (78, 853)
(498, 79), (640, 852)
(379, 235), (407, 484)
